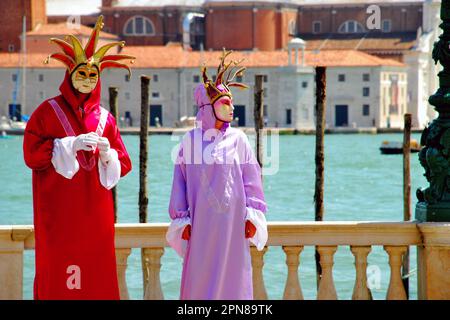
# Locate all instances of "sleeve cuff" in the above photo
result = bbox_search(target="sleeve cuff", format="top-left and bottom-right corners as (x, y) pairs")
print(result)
(98, 148), (121, 190)
(166, 216), (191, 258)
(245, 207), (268, 251)
(51, 137), (80, 179)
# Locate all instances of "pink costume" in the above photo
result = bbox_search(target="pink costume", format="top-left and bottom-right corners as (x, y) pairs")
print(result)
(166, 53), (268, 299)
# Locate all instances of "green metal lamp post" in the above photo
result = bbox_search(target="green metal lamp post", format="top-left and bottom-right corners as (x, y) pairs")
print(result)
(416, 0), (450, 222)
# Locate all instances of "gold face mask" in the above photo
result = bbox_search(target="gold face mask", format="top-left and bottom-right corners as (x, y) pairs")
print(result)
(213, 96), (234, 123)
(71, 64), (99, 94)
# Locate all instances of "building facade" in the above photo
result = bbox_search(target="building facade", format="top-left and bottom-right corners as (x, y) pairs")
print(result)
(0, 0), (420, 129)
(0, 40), (407, 129)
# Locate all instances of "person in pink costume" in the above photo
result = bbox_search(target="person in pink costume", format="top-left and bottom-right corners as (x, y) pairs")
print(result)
(166, 50), (268, 300)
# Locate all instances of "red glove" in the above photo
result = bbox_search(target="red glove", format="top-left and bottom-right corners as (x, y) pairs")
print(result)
(245, 220), (257, 238)
(182, 224), (191, 240)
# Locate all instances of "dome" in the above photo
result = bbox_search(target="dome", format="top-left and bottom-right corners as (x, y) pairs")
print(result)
(289, 37), (306, 48)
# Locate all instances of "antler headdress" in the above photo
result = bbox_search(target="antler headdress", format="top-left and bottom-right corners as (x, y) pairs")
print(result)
(44, 15), (135, 76)
(202, 49), (249, 105)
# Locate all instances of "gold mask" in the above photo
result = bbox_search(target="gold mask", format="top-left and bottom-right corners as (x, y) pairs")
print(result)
(71, 64), (99, 94)
(213, 96), (234, 123)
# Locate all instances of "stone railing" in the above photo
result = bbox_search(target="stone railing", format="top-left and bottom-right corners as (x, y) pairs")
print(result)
(0, 221), (449, 300)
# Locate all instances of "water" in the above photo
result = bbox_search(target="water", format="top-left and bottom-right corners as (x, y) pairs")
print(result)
(0, 133), (426, 299)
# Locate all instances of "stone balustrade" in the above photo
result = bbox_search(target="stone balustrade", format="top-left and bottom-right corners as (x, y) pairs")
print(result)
(0, 221), (449, 300)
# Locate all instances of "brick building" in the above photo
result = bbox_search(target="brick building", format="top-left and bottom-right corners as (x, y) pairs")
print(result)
(0, 0), (47, 53)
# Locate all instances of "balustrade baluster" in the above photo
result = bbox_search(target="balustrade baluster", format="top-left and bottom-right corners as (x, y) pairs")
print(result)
(384, 245), (408, 300)
(350, 245), (372, 300)
(142, 247), (165, 300)
(317, 245), (338, 300)
(282, 246), (304, 300)
(251, 246), (268, 300)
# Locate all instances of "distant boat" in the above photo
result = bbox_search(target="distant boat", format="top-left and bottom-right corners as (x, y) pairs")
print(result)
(380, 139), (421, 154)
(0, 116), (26, 134)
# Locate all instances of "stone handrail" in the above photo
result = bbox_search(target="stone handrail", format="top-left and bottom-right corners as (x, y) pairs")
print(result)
(1, 221), (449, 300)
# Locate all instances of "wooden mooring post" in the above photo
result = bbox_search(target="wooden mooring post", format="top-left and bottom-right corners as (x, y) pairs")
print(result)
(252, 74), (268, 300)
(402, 113), (412, 298)
(254, 75), (264, 172)
(139, 76), (150, 224)
(139, 75), (151, 298)
(109, 87), (119, 222)
(314, 66), (327, 289)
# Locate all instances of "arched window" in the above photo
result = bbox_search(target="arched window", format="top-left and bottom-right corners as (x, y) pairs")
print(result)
(338, 20), (365, 33)
(123, 16), (155, 36)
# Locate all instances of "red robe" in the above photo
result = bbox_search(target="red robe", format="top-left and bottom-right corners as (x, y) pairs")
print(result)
(23, 74), (132, 300)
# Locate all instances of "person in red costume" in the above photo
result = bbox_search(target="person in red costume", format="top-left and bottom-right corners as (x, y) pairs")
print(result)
(23, 16), (134, 300)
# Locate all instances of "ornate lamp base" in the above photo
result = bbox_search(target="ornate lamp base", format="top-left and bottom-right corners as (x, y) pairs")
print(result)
(416, 202), (450, 222)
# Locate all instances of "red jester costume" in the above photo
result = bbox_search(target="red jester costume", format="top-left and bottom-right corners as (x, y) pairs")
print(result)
(23, 16), (133, 300)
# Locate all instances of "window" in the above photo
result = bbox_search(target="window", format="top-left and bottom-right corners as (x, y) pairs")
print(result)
(338, 74), (345, 82)
(302, 81), (308, 88)
(8, 44), (14, 52)
(212, 75), (217, 82)
(153, 74), (158, 82)
(363, 73), (370, 82)
(313, 21), (321, 34)
(389, 104), (398, 114)
(303, 107), (309, 120)
(236, 75), (243, 83)
(193, 105), (198, 116)
(363, 87), (370, 97)
(193, 75), (200, 83)
(38, 74), (44, 82)
(38, 91), (45, 100)
(152, 92), (160, 98)
(263, 75), (268, 83)
(363, 104), (370, 116)
(123, 16), (155, 36)
(382, 20), (391, 33)
(263, 105), (268, 117)
(125, 92), (130, 100)
(286, 109), (292, 125)
(12, 74), (17, 82)
(338, 20), (365, 33)
(288, 19), (297, 36)
(125, 74), (130, 82)
(263, 88), (268, 98)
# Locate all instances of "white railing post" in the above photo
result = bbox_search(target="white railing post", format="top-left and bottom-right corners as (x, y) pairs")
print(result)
(0, 227), (30, 300)
(317, 245), (338, 300)
(251, 246), (268, 300)
(115, 248), (131, 300)
(142, 247), (164, 300)
(282, 246), (304, 300)
(350, 245), (372, 300)
(384, 245), (408, 300)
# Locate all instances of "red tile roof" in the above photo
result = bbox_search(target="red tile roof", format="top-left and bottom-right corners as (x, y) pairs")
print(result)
(301, 32), (417, 52)
(0, 44), (405, 69)
(121, 45), (405, 68)
(27, 23), (118, 39)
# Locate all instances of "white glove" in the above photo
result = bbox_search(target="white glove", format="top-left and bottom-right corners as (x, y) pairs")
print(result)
(73, 132), (99, 153)
(98, 137), (112, 165)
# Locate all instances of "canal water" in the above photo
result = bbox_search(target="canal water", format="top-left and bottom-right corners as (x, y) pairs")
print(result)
(0, 133), (426, 299)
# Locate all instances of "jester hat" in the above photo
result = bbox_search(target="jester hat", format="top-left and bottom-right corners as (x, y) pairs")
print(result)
(44, 15), (135, 76)
(201, 49), (249, 106)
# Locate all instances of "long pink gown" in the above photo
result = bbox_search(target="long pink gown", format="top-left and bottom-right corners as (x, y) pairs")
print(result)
(167, 84), (268, 300)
